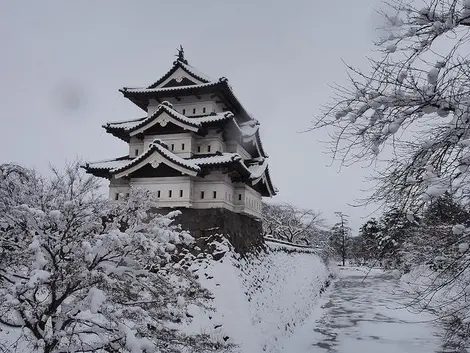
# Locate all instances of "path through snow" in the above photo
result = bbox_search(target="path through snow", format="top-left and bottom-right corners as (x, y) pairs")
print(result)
(283, 267), (444, 353)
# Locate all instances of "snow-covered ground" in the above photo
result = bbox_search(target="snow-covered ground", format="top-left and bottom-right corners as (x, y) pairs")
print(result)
(184, 239), (331, 353)
(283, 267), (444, 353)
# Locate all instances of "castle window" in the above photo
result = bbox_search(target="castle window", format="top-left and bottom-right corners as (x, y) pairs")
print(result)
(201, 191), (205, 199)
(171, 144), (175, 151)
(168, 190), (172, 198)
(238, 194), (242, 201)
(207, 145), (211, 152)
(203, 107), (206, 113)
(157, 190), (161, 198)
(193, 108), (196, 114)
(179, 190), (183, 197)
(115, 193), (119, 201)
(197, 146), (201, 153)
(134, 149), (139, 156)
(182, 108), (186, 114)
(181, 143), (185, 150)
(213, 191), (217, 199)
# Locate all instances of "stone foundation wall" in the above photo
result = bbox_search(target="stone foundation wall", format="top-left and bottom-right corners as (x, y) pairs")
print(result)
(158, 207), (264, 254)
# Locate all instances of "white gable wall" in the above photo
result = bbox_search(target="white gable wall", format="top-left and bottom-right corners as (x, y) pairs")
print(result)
(157, 67), (205, 88)
(131, 177), (192, 208)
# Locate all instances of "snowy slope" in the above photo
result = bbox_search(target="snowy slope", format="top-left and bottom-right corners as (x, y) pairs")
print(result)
(184, 239), (332, 353)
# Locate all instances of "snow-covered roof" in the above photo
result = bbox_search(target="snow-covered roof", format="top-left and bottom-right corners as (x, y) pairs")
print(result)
(103, 103), (235, 139)
(190, 153), (242, 166)
(82, 156), (131, 170)
(146, 59), (213, 89)
(83, 145), (277, 196)
(123, 82), (219, 95)
(247, 159), (269, 180)
(111, 140), (201, 177)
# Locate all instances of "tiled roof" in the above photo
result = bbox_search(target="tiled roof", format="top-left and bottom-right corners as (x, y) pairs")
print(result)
(104, 106), (234, 133)
(82, 156), (131, 171)
(111, 140), (201, 175)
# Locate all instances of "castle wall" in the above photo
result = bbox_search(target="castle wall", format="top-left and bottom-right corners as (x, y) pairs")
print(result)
(143, 133), (193, 158)
(226, 141), (252, 159)
(167, 207), (264, 254)
(193, 129), (225, 154)
(148, 96), (222, 118)
(131, 176), (192, 207)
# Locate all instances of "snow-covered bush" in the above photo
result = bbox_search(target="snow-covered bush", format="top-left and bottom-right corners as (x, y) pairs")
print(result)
(0, 163), (227, 353)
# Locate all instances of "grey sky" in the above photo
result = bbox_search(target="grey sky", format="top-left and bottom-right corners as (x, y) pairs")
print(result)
(0, 0), (383, 231)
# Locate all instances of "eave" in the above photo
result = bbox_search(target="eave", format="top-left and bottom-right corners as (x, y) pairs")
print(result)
(111, 140), (200, 179)
(120, 79), (252, 122)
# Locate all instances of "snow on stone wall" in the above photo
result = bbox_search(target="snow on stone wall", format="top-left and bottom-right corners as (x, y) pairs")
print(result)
(184, 239), (331, 353)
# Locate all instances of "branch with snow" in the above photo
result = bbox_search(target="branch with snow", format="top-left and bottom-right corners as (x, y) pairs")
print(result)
(0, 163), (227, 353)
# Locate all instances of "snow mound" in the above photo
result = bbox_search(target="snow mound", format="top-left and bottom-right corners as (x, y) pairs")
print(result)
(184, 238), (331, 352)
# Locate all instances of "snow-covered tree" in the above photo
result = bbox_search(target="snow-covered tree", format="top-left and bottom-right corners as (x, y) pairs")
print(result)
(0, 163), (226, 353)
(312, 0), (470, 344)
(313, 0), (470, 212)
(262, 202), (324, 245)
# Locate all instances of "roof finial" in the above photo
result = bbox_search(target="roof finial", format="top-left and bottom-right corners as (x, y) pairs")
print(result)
(175, 45), (188, 64)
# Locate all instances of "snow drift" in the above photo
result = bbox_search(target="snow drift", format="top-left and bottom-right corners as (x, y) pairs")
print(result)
(184, 238), (332, 353)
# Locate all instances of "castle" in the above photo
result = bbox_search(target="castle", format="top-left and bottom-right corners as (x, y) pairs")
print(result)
(83, 49), (276, 219)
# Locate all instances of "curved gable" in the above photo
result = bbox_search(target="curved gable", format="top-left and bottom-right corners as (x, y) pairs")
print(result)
(147, 60), (212, 89)
(113, 142), (200, 179)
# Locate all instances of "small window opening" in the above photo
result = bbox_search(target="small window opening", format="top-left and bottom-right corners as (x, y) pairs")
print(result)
(181, 143), (185, 150)
(157, 190), (161, 198)
(182, 108), (186, 114)
(197, 146), (201, 153)
(168, 190), (172, 198)
(213, 191), (217, 199)
(193, 108), (196, 114)
(179, 190), (183, 197)
(207, 145), (211, 152)
(238, 194), (242, 201)
(201, 191), (205, 199)
(134, 149), (139, 156)
(115, 193), (119, 201)
(171, 144), (175, 151)
(203, 107), (206, 113)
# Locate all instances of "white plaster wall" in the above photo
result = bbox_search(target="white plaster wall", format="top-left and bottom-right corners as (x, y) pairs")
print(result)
(192, 171), (234, 211)
(226, 142), (252, 160)
(193, 129), (226, 155)
(148, 96), (221, 118)
(244, 186), (262, 217)
(108, 169), (262, 218)
(109, 178), (130, 201)
(174, 101), (219, 117)
(143, 133), (194, 158)
(232, 183), (262, 218)
(131, 177), (192, 207)
(129, 137), (145, 157)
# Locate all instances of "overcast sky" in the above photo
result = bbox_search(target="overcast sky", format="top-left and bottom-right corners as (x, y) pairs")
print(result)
(1, 0), (384, 231)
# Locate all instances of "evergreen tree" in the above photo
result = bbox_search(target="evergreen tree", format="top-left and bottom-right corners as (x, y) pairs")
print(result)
(329, 212), (351, 266)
